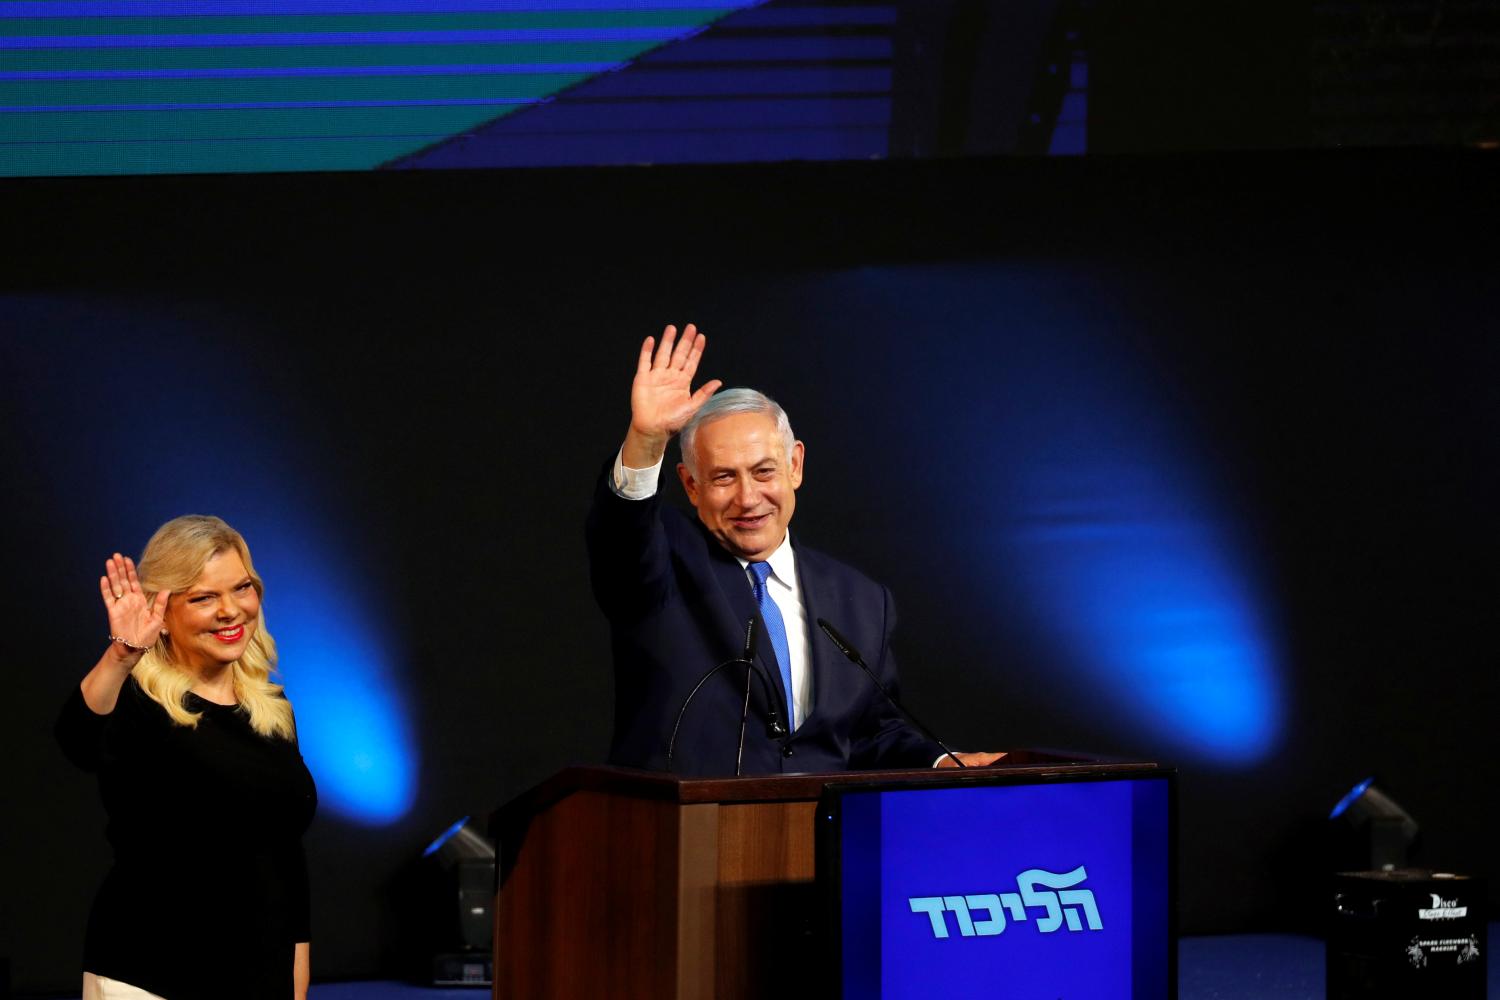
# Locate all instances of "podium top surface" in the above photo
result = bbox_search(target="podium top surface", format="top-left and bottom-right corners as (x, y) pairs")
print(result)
(491, 750), (1170, 834)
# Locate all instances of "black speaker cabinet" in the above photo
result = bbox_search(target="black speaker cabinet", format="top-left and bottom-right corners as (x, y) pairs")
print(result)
(1328, 869), (1486, 1000)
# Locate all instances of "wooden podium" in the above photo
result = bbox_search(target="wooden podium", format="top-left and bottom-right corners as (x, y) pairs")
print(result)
(489, 752), (1159, 999)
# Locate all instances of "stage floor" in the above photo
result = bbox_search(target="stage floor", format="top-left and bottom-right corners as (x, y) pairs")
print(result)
(311, 925), (1500, 999)
(44, 925), (1499, 999)
(1178, 924), (1497, 1000)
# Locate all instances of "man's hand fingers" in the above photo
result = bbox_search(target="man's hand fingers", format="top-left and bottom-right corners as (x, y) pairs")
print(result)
(669, 322), (697, 370)
(939, 751), (1006, 768)
(683, 331), (707, 379)
(653, 325), (678, 369)
(636, 336), (655, 375)
(689, 379), (723, 408)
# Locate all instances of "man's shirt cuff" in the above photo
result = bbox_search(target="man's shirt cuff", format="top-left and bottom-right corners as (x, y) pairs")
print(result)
(610, 448), (663, 500)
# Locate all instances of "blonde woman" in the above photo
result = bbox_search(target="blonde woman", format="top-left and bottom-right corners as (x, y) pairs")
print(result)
(55, 516), (316, 1000)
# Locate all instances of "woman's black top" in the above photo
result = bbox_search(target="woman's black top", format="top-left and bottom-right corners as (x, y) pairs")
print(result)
(56, 676), (317, 1000)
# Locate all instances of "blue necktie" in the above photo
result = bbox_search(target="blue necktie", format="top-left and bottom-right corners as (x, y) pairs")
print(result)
(748, 561), (795, 731)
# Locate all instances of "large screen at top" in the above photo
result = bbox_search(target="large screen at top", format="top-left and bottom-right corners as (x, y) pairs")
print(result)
(0, 0), (1087, 177)
(821, 773), (1173, 999)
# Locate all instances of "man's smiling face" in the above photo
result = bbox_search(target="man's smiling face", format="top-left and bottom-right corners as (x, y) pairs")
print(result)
(678, 410), (804, 562)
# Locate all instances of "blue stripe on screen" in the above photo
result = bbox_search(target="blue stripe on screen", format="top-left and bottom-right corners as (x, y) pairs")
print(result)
(1, 96), (539, 110)
(0, 62), (618, 79)
(0, 26), (690, 48)
(567, 66), (891, 97)
(444, 95), (888, 130)
(641, 36), (892, 61)
(1, 133), (455, 146)
(1, 0), (749, 15)
(719, 6), (895, 28)
(401, 124), (884, 166)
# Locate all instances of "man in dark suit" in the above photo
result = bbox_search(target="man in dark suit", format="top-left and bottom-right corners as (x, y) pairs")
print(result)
(587, 323), (1001, 776)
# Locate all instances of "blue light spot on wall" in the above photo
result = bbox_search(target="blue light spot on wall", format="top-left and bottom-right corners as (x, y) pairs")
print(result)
(973, 311), (1281, 763)
(252, 548), (418, 826)
(826, 266), (1283, 766)
(1005, 502), (1281, 763)
(287, 659), (417, 825)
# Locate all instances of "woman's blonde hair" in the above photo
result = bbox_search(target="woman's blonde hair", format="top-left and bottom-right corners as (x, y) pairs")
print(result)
(131, 515), (295, 740)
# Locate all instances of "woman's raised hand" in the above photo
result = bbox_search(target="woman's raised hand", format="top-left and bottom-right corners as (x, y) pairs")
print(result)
(99, 553), (167, 652)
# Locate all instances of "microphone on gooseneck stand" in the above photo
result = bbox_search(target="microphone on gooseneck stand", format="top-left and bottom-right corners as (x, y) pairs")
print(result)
(815, 617), (968, 768)
(734, 617), (758, 776)
(735, 616), (789, 742)
(666, 617), (786, 773)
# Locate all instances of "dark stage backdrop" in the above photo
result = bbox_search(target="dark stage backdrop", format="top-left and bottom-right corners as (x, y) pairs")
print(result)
(0, 150), (1495, 992)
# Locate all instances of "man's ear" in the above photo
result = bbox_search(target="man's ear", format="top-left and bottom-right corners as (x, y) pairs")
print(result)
(677, 463), (700, 506)
(789, 440), (805, 489)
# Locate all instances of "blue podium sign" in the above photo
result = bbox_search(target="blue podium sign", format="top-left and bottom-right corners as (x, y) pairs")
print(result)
(819, 770), (1175, 999)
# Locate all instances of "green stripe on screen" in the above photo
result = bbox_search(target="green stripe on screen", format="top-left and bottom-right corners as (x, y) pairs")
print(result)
(0, 101), (517, 143)
(0, 134), (442, 174)
(1, 71), (585, 103)
(0, 8), (732, 34)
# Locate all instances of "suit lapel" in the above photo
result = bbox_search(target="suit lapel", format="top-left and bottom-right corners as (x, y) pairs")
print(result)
(709, 551), (757, 648)
(793, 542), (842, 730)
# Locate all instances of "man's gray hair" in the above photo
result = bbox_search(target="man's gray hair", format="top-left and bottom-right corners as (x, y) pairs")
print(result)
(679, 387), (796, 479)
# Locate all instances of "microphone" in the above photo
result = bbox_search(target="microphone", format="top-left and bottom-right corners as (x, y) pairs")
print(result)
(816, 617), (968, 768)
(735, 617), (789, 741)
(666, 617), (786, 773)
(734, 617), (757, 776)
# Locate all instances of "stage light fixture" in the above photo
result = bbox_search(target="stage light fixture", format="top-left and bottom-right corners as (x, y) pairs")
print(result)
(418, 816), (495, 987)
(424, 815), (496, 871)
(1328, 777), (1420, 871)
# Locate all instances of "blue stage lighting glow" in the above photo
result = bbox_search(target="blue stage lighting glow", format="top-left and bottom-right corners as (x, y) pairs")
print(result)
(1003, 500), (1282, 764)
(984, 353), (1283, 764)
(254, 550), (418, 826)
(832, 266), (1284, 766)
